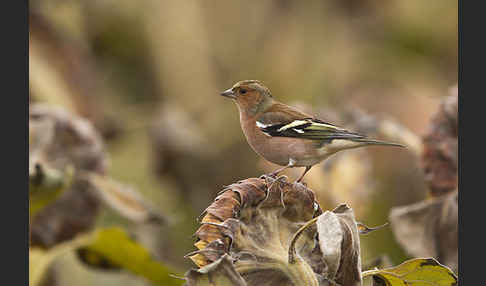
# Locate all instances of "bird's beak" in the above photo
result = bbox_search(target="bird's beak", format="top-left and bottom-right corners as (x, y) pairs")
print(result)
(220, 88), (236, 99)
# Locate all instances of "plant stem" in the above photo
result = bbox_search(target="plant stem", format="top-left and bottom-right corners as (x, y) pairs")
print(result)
(288, 216), (319, 264)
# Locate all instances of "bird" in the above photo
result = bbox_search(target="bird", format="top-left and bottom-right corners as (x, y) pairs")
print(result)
(220, 80), (405, 183)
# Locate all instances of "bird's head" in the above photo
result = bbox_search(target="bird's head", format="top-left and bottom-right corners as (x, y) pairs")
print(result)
(220, 80), (273, 116)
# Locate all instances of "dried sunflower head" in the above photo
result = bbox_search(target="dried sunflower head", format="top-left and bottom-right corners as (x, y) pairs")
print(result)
(30, 104), (107, 248)
(30, 104), (165, 249)
(185, 176), (363, 286)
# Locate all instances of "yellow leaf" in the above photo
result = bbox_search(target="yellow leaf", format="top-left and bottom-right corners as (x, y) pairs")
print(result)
(362, 258), (457, 286)
(29, 227), (183, 286)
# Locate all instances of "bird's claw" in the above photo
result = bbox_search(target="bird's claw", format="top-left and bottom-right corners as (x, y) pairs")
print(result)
(258, 174), (288, 209)
(261, 173), (287, 185)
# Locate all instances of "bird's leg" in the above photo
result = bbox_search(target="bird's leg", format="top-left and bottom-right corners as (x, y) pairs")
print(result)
(266, 164), (292, 178)
(263, 159), (296, 179)
(296, 166), (312, 183)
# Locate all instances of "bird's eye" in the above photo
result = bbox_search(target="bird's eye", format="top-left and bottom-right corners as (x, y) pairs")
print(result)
(240, 88), (247, 94)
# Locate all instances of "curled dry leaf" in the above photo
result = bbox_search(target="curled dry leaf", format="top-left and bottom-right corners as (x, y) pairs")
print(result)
(316, 205), (362, 286)
(389, 191), (458, 273)
(185, 254), (247, 286)
(87, 173), (167, 224)
(288, 204), (363, 286)
(186, 177), (366, 286)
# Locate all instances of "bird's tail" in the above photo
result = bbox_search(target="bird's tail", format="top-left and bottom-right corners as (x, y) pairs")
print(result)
(352, 138), (406, 148)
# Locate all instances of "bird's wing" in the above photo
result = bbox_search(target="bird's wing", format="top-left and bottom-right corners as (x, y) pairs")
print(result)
(256, 103), (365, 141)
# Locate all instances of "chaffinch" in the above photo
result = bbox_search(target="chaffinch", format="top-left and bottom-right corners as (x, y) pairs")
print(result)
(221, 80), (405, 182)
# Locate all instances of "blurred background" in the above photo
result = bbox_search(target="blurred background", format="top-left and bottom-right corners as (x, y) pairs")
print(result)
(29, 0), (457, 285)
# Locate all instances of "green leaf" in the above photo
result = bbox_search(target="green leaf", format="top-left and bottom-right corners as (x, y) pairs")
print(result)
(362, 258), (457, 286)
(82, 227), (183, 286)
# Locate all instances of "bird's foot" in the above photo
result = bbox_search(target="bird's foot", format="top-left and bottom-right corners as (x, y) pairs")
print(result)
(260, 173), (288, 186)
(259, 175), (287, 209)
(293, 166), (311, 185)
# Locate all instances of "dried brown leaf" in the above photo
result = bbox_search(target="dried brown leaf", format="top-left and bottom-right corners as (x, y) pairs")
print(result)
(421, 92), (458, 196)
(357, 222), (389, 235)
(389, 191), (458, 272)
(317, 204), (362, 286)
(316, 211), (343, 279)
